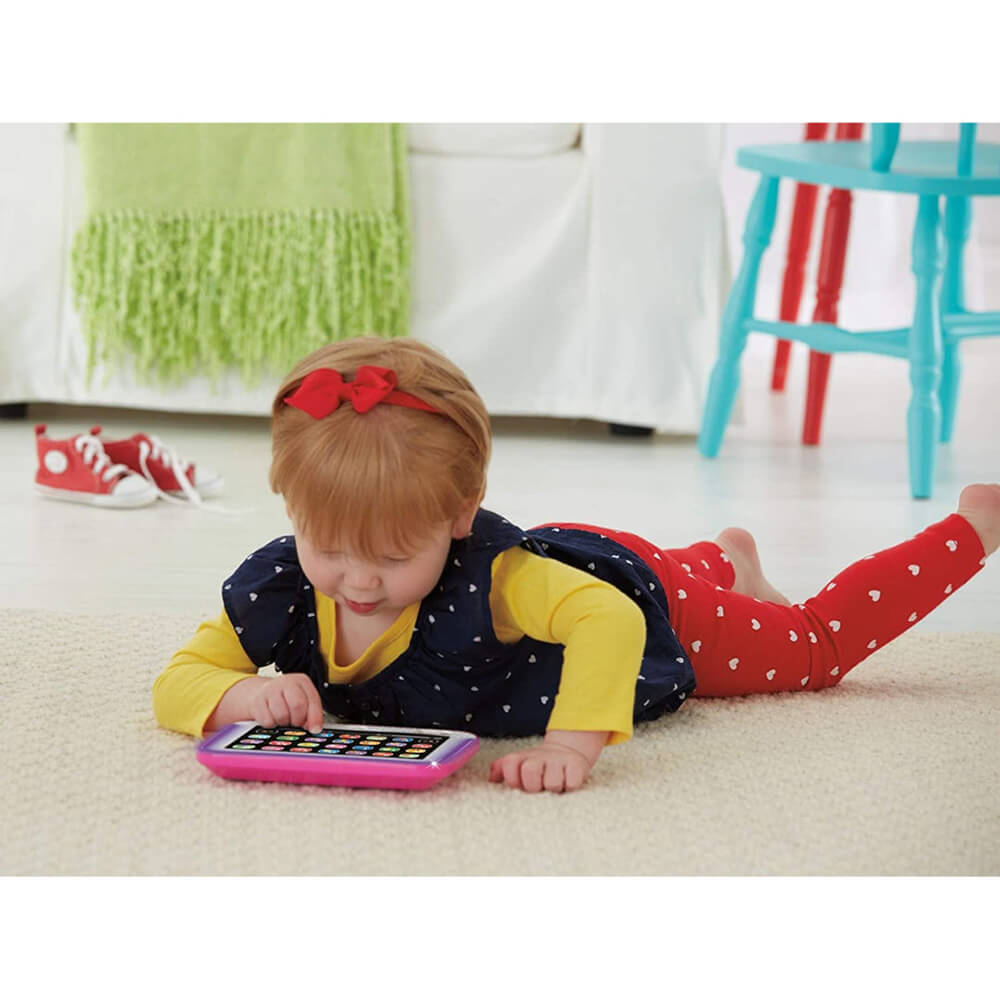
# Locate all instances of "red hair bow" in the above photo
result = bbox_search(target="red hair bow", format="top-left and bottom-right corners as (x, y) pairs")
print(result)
(283, 365), (441, 418)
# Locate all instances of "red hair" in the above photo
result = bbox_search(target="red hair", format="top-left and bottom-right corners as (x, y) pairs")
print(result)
(270, 337), (490, 560)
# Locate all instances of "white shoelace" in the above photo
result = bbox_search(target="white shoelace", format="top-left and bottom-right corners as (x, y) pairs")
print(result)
(137, 435), (202, 506)
(136, 434), (248, 516)
(75, 433), (131, 484)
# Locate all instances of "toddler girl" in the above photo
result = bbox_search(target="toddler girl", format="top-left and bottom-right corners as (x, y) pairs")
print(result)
(153, 337), (1000, 794)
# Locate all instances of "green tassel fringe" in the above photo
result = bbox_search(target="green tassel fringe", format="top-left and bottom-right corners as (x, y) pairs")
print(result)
(71, 208), (411, 385)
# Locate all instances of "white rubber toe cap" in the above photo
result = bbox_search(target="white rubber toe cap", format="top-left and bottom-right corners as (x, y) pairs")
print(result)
(191, 466), (224, 498)
(107, 474), (159, 507)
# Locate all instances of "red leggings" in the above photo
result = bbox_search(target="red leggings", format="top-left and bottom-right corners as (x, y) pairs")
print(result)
(547, 513), (987, 696)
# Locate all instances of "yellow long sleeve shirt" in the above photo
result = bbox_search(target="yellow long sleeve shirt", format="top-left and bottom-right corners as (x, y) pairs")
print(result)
(153, 546), (646, 745)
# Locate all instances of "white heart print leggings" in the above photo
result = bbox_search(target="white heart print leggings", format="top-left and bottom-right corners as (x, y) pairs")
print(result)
(549, 513), (987, 696)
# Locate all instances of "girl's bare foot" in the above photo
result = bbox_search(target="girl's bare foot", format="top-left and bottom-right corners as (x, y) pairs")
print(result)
(957, 483), (1000, 557)
(714, 527), (792, 605)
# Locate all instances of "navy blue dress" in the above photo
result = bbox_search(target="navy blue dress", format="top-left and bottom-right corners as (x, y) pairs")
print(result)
(222, 508), (695, 737)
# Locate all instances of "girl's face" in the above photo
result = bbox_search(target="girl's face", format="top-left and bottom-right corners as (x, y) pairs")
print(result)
(291, 503), (478, 622)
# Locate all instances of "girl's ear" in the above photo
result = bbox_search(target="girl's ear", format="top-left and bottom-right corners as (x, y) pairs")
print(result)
(451, 496), (480, 539)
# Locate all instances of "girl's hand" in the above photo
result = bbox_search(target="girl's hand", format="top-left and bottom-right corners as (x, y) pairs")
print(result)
(488, 730), (607, 793)
(250, 674), (324, 733)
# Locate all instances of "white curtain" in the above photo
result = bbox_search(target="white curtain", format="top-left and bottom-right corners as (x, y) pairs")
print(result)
(721, 124), (1000, 329)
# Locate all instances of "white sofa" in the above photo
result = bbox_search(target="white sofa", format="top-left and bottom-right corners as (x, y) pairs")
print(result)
(1, 124), (728, 432)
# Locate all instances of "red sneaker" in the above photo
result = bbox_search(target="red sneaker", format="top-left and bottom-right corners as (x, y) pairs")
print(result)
(100, 430), (224, 504)
(34, 425), (159, 508)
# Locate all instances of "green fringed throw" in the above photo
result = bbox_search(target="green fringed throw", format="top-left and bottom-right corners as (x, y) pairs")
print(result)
(72, 123), (411, 383)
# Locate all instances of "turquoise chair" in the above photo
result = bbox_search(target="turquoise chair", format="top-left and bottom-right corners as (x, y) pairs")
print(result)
(698, 124), (1000, 498)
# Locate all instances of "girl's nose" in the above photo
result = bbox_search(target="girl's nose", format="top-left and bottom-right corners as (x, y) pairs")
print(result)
(344, 562), (380, 591)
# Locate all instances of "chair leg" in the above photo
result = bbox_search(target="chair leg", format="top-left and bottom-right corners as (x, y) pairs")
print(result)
(772, 182), (821, 390)
(771, 339), (794, 391)
(940, 189), (971, 443)
(938, 340), (961, 444)
(937, 127), (974, 445)
(802, 184), (854, 445)
(802, 123), (864, 445)
(803, 351), (834, 445)
(871, 124), (901, 171)
(699, 175), (780, 457)
(772, 124), (828, 391)
(907, 195), (944, 499)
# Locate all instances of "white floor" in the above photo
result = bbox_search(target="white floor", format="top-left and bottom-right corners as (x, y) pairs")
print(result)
(3, 335), (998, 632)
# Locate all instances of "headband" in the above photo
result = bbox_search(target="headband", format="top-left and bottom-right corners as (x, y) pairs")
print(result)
(283, 365), (442, 418)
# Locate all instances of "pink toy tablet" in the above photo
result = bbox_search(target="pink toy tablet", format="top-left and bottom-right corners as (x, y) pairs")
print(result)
(197, 721), (479, 790)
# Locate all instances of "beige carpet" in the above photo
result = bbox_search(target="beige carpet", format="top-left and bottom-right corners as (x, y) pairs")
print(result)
(2, 609), (998, 876)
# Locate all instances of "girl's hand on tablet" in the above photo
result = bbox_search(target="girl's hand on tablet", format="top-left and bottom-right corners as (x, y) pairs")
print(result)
(251, 674), (324, 733)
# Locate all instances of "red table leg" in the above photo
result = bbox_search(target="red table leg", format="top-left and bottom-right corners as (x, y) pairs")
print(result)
(772, 123), (829, 391)
(802, 122), (865, 445)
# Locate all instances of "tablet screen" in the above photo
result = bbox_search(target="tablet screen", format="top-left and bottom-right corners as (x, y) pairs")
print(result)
(224, 725), (450, 761)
